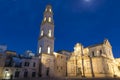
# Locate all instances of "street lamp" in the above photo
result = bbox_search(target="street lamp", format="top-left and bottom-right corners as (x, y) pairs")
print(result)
(5, 70), (10, 79)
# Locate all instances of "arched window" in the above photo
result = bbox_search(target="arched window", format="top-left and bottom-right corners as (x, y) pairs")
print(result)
(41, 30), (43, 36)
(48, 46), (51, 54)
(15, 71), (20, 78)
(44, 17), (46, 22)
(100, 50), (102, 55)
(39, 47), (42, 54)
(32, 72), (36, 77)
(92, 51), (94, 57)
(48, 17), (52, 22)
(49, 8), (52, 12)
(48, 30), (52, 37)
(24, 71), (28, 78)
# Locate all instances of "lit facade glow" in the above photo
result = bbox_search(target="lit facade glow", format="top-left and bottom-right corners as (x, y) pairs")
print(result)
(48, 30), (52, 37)
(39, 47), (42, 54)
(48, 17), (52, 22)
(44, 17), (46, 22)
(47, 46), (51, 54)
(49, 9), (52, 12)
(1, 4), (120, 80)
(41, 30), (43, 36)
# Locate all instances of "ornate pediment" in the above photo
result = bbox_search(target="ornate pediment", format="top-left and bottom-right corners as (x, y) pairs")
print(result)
(73, 43), (83, 56)
(104, 39), (112, 48)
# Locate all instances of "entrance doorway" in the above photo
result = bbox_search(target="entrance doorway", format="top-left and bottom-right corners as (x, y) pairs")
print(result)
(77, 68), (82, 77)
(46, 67), (49, 77)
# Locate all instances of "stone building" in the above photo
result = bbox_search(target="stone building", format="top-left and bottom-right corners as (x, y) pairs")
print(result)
(0, 45), (7, 53)
(38, 5), (120, 78)
(67, 40), (120, 78)
(54, 52), (67, 77)
(0, 4), (120, 79)
(38, 5), (55, 77)
(20, 57), (39, 78)
(0, 50), (39, 79)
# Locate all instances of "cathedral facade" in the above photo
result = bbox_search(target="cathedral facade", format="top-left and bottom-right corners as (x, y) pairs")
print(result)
(38, 5), (120, 78)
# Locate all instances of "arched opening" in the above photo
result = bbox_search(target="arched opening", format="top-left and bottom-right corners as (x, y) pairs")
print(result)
(32, 72), (36, 77)
(49, 8), (52, 12)
(47, 46), (51, 54)
(4, 69), (11, 79)
(46, 67), (49, 76)
(48, 30), (52, 37)
(24, 70), (28, 78)
(41, 30), (44, 36)
(39, 46), (42, 54)
(48, 17), (52, 22)
(92, 51), (95, 57)
(14, 71), (20, 78)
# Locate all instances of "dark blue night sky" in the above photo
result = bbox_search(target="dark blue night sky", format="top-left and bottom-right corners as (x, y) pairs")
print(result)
(0, 0), (120, 58)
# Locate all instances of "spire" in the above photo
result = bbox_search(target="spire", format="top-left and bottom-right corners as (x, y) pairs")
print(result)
(41, 5), (54, 25)
(45, 5), (53, 13)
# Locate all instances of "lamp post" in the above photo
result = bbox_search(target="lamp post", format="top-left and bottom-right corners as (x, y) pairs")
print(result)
(5, 70), (10, 79)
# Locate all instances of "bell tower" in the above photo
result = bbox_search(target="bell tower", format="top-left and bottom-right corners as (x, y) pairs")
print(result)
(38, 5), (54, 55)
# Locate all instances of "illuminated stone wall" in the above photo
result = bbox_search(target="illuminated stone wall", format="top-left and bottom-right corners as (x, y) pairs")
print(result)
(54, 52), (67, 77)
(20, 57), (39, 78)
(67, 40), (120, 78)
(40, 53), (55, 77)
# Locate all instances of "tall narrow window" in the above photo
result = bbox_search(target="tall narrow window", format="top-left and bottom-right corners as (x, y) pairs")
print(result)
(32, 72), (36, 77)
(48, 17), (52, 22)
(15, 71), (20, 78)
(24, 71), (28, 78)
(48, 30), (52, 37)
(49, 9), (52, 12)
(33, 62), (36, 67)
(44, 17), (46, 21)
(100, 50), (102, 55)
(41, 30), (43, 36)
(39, 47), (42, 54)
(92, 51), (94, 57)
(48, 46), (51, 54)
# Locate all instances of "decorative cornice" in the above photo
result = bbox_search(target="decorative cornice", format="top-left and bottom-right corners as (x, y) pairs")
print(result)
(44, 11), (53, 15)
(41, 20), (54, 26)
(38, 35), (54, 40)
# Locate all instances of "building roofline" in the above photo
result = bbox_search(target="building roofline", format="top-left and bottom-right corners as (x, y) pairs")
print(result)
(85, 42), (103, 48)
(57, 50), (71, 53)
